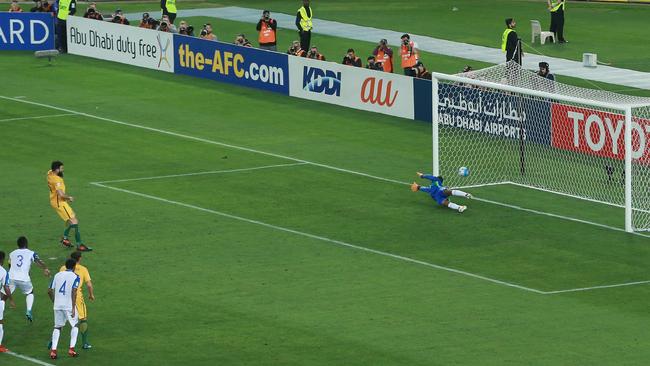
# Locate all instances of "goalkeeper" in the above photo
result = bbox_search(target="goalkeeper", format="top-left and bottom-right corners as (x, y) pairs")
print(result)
(411, 172), (472, 213)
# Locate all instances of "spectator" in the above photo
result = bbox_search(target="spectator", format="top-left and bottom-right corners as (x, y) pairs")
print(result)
(306, 46), (325, 60)
(414, 61), (432, 80)
(178, 21), (194, 36)
(366, 56), (380, 71)
(9, 1), (23, 12)
(400, 34), (419, 76)
(31, 1), (43, 12)
(373, 39), (394, 73)
(295, 0), (312, 51)
(161, 0), (177, 24)
(256, 10), (278, 51)
(111, 9), (130, 25)
(139, 13), (151, 28)
(235, 34), (253, 47)
(41, 0), (53, 13)
(537, 62), (555, 81)
(83, 8), (103, 20)
(502, 18), (522, 65)
(342, 48), (362, 67)
(547, 0), (566, 43)
(200, 24), (217, 41)
(287, 40), (305, 57)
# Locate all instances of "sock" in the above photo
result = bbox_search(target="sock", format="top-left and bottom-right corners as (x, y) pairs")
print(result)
(79, 321), (88, 344)
(70, 326), (79, 349)
(448, 202), (460, 211)
(0, 324), (4, 345)
(451, 190), (469, 197)
(26, 293), (34, 312)
(51, 328), (60, 350)
(63, 225), (72, 238)
(71, 224), (82, 244)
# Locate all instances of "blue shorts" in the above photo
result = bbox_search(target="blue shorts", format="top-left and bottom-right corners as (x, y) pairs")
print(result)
(433, 190), (448, 205)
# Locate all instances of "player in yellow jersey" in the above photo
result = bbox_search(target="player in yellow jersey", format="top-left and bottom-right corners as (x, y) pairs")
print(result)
(59, 251), (94, 350)
(47, 161), (92, 252)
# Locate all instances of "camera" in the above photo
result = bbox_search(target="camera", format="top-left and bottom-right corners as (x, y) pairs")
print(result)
(402, 39), (409, 46)
(187, 25), (194, 34)
(200, 29), (208, 37)
(160, 21), (168, 30)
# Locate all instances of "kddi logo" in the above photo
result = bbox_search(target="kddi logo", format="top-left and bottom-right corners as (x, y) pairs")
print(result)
(360, 77), (398, 107)
(302, 66), (341, 96)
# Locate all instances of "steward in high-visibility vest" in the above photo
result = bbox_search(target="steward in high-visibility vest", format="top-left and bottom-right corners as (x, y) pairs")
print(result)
(55, 0), (76, 53)
(295, 0), (313, 52)
(373, 39), (394, 73)
(400, 34), (419, 76)
(547, 0), (566, 43)
(161, 0), (177, 24)
(502, 18), (522, 65)
(257, 10), (278, 51)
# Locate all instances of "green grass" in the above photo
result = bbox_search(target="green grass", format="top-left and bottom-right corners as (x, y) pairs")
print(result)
(2, 44), (650, 366)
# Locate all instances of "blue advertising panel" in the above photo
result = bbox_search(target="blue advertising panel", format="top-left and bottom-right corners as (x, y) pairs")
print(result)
(173, 34), (289, 94)
(413, 78), (432, 122)
(0, 12), (55, 50)
(438, 83), (552, 145)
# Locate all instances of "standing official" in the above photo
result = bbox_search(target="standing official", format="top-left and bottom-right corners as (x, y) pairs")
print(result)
(257, 10), (277, 51)
(295, 0), (313, 52)
(55, 0), (76, 53)
(502, 18), (522, 65)
(161, 0), (177, 24)
(548, 0), (566, 43)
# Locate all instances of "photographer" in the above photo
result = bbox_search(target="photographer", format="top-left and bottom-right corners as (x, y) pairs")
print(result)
(83, 7), (103, 20)
(287, 40), (305, 57)
(366, 56), (382, 71)
(178, 21), (194, 36)
(414, 61), (431, 80)
(372, 39), (394, 73)
(306, 46), (325, 61)
(235, 34), (253, 47)
(139, 13), (151, 28)
(200, 24), (217, 41)
(31, 1), (43, 12)
(537, 62), (555, 81)
(256, 10), (277, 51)
(41, 0), (53, 13)
(400, 34), (419, 76)
(111, 9), (130, 25)
(342, 48), (361, 67)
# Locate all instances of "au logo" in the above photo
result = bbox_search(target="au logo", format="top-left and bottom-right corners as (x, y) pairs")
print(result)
(360, 77), (398, 107)
(157, 34), (170, 69)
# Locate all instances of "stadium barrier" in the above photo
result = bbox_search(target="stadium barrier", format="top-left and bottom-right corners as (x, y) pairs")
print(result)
(64, 16), (434, 122)
(0, 12), (55, 50)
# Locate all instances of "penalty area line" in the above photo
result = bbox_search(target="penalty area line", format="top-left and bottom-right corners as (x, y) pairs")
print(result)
(5, 351), (56, 366)
(0, 113), (77, 123)
(544, 280), (650, 294)
(91, 182), (547, 295)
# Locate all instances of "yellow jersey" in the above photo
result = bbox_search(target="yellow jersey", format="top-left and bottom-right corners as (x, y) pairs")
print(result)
(47, 170), (66, 207)
(60, 263), (91, 295)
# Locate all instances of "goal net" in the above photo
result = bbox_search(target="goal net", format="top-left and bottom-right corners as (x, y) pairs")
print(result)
(431, 62), (650, 232)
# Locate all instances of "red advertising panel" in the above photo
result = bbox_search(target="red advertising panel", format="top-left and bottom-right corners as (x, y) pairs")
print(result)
(551, 103), (650, 162)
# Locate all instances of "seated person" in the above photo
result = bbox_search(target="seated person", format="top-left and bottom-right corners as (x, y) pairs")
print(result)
(287, 40), (305, 57)
(234, 34), (252, 47)
(9, 1), (23, 12)
(306, 46), (325, 61)
(342, 48), (362, 67)
(199, 23), (217, 41)
(111, 9), (130, 25)
(414, 61), (432, 80)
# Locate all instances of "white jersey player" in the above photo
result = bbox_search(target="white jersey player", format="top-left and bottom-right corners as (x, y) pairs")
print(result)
(48, 259), (80, 359)
(0, 251), (16, 353)
(9, 236), (51, 322)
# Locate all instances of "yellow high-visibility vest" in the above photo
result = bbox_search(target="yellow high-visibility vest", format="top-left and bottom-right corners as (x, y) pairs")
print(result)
(298, 6), (313, 31)
(502, 28), (513, 52)
(550, 0), (565, 12)
(57, 0), (72, 20)
(165, 0), (177, 13)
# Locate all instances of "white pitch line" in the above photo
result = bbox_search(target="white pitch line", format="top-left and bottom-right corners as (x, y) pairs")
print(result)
(1, 96), (647, 239)
(5, 351), (56, 366)
(92, 182), (546, 294)
(543, 280), (650, 294)
(0, 113), (76, 123)
(94, 162), (309, 184)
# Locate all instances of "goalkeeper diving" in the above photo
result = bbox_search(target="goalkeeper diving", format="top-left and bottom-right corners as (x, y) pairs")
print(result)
(411, 172), (472, 213)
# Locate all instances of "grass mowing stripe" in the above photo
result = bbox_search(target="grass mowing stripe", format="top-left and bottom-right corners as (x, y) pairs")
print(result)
(2, 95), (645, 239)
(91, 181), (547, 294)
(4, 351), (56, 366)
(93, 163), (309, 184)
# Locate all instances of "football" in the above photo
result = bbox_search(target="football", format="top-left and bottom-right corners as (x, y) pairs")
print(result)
(458, 166), (470, 177)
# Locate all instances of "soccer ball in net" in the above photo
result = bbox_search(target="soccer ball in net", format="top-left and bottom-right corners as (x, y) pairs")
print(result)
(458, 167), (470, 177)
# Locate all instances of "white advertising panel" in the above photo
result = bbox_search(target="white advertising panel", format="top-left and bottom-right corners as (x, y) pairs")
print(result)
(67, 16), (174, 73)
(289, 56), (414, 119)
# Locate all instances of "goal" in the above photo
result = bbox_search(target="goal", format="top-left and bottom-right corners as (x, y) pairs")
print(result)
(430, 62), (650, 232)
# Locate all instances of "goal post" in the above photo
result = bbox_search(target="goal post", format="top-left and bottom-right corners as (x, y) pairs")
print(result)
(430, 62), (650, 232)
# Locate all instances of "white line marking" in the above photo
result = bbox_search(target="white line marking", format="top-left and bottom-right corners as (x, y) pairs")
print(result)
(94, 163), (308, 184)
(5, 351), (56, 366)
(0, 113), (76, 123)
(92, 182), (546, 294)
(543, 280), (650, 294)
